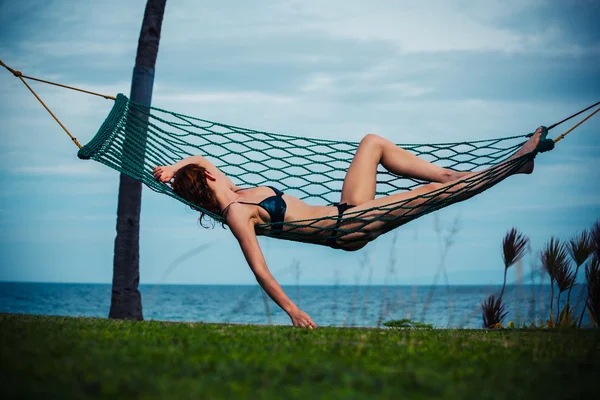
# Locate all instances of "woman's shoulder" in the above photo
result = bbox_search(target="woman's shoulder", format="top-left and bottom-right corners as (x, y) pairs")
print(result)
(223, 201), (259, 223)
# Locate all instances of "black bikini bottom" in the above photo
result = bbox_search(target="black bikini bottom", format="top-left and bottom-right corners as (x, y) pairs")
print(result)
(326, 202), (356, 249)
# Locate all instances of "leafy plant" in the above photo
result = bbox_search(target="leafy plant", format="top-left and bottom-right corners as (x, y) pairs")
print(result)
(481, 294), (508, 329)
(482, 224), (599, 330)
(541, 237), (570, 324)
(565, 229), (593, 323)
(500, 228), (529, 300)
(585, 256), (600, 327)
(582, 219), (600, 328)
(591, 220), (600, 260)
(567, 229), (593, 268)
(554, 259), (576, 325)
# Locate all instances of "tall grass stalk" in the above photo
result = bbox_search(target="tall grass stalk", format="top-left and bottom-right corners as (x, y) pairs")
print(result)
(261, 289), (273, 325)
(591, 220), (600, 260)
(514, 259), (526, 325)
(346, 257), (368, 327)
(361, 255), (375, 325)
(554, 259), (576, 324)
(410, 227), (420, 322)
(332, 269), (340, 325)
(566, 229), (593, 314)
(479, 227), (528, 329)
(421, 215), (460, 323)
(585, 256), (600, 327)
(585, 220), (600, 327)
(377, 234), (399, 327)
(500, 228), (529, 301)
(292, 259), (301, 306)
(577, 279), (589, 328)
(527, 243), (538, 325)
(541, 237), (569, 323)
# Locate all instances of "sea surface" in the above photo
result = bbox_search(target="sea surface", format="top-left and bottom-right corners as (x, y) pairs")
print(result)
(0, 282), (590, 328)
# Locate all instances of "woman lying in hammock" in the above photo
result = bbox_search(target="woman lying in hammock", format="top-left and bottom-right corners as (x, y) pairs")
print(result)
(153, 128), (543, 328)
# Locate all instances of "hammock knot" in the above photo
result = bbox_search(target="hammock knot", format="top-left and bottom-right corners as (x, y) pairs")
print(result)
(536, 139), (555, 153)
(534, 126), (554, 154)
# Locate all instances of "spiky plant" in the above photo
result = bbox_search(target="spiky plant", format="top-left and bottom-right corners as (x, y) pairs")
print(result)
(585, 256), (600, 327)
(541, 237), (569, 323)
(566, 229), (593, 314)
(592, 220), (600, 260)
(500, 228), (529, 300)
(568, 229), (593, 267)
(481, 294), (508, 329)
(554, 260), (576, 324)
(555, 263), (576, 293)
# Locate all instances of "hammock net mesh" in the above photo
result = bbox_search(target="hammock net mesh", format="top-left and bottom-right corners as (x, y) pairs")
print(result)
(78, 94), (542, 246)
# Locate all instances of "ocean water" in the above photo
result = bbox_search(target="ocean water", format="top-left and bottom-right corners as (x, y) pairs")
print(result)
(0, 282), (589, 328)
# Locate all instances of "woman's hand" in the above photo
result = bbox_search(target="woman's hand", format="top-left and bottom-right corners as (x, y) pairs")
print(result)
(152, 165), (174, 183)
(288, 308), (317, 329)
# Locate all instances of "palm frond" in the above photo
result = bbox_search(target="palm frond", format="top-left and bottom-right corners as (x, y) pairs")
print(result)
(481, 294), (508, 329)
(541, 237), (569, 282)
(591, 220), (600, 261)
(585, 256), (600, 326)
(568, 229), (593, 267)
(555, 262), (576, 293)
(502, 228), (529, 270)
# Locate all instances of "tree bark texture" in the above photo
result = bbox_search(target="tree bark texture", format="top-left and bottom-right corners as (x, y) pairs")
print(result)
(109, 0), (167, 320)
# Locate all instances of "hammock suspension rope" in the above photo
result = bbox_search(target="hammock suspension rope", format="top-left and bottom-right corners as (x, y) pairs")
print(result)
(3, 60), (599, 246)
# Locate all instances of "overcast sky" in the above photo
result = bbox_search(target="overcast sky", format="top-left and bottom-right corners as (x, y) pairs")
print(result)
(0, 0), (598, 286)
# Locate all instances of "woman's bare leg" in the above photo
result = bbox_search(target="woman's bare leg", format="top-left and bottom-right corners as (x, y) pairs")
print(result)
(340, 134), (471, 205)
(336, 129), (541, 250)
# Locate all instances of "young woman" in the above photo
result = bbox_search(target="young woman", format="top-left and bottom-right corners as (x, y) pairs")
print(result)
(153, 129), (542, 328)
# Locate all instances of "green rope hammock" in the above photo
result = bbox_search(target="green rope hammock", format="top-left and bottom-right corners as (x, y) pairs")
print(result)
(77, 94), (552, 246)
(1, 59), (597, 247)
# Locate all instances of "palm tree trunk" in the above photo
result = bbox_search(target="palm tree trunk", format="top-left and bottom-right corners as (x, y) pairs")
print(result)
(109, 0), (167, 320)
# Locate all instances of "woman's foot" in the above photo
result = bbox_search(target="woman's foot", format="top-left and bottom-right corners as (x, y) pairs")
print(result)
(436, 127), (542, 183)
(512, 127), (542, 174)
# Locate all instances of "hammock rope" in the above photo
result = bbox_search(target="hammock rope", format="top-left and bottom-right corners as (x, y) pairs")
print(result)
(75, 94), (541, 245)
(3, 60), (599, 246)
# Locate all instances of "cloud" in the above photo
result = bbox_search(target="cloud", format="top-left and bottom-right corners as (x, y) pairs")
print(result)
(154, 91), (293, 105)
(300, 69), (434, 98)
(0, 210), (114, 224)
(279, 0), (531, 53)
(14, 163), (107, 177)
(26, 40), (136, 58)
(384, 83), (434, 97)
(301, 74), (335, 93)
(0, 172), (119, 199)
(160, 0), (527, 53)
(1, 0), (598, 287)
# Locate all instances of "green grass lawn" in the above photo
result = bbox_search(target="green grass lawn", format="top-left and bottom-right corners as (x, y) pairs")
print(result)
(1, 314), (598, 399)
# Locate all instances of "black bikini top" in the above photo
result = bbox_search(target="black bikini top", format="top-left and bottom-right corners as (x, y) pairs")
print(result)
(225, 186), (287, 231)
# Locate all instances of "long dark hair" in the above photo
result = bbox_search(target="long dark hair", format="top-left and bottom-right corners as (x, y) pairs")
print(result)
(171, 164), (224, 228)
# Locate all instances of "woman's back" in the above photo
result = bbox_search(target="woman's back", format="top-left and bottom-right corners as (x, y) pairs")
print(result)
(226, 186), (337, 234)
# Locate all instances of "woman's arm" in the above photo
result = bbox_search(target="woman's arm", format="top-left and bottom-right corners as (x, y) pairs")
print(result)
(152, 155), (217, 183)
(170, 155), (214, 174)
(226, 204), (317, 328)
